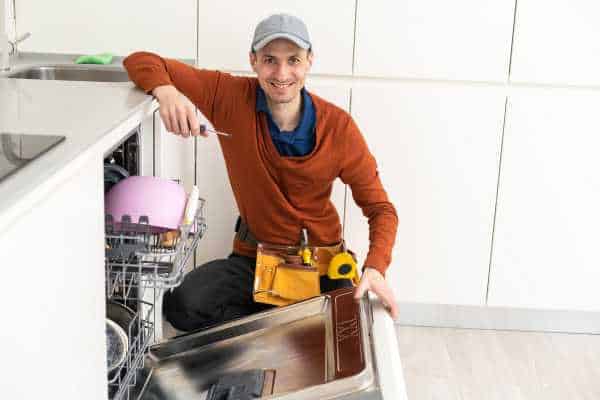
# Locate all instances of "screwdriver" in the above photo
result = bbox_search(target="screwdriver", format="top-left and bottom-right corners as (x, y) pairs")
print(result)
(199, 124), (231, 137)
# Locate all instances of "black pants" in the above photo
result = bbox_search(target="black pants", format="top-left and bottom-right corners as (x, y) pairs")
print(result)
(163, 253), (352, 332)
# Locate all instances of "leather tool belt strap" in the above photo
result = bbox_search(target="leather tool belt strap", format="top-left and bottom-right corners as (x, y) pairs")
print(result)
(235, 217), (341, 275)
(235, 216), (258, 246)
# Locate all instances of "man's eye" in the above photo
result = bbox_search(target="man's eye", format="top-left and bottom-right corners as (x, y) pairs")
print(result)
(290, 58), (300, 64)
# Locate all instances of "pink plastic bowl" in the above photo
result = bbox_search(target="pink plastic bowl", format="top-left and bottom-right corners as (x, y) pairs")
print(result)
(105, 176), (186, 230)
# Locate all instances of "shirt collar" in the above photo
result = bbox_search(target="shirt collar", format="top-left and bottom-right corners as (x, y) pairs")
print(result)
(256, 86), (315, 145)
(256, 86), (312, 121)
(256, 85), (270, 113)
(293, 89), (314, 138)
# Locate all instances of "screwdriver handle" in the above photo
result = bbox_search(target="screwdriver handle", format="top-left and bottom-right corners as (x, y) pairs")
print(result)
(199, 124), (231, 137)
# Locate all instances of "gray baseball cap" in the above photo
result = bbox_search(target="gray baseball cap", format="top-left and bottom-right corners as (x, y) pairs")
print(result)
(251, 13), (312, 52)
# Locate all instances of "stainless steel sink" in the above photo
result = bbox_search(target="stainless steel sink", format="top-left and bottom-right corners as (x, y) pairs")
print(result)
(5, 65), (130, 82)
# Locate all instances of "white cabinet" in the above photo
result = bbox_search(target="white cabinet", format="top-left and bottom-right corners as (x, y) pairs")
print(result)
(195, 84), (350, 264)
(488, 92), (600, 311)
(152, 108), (196, 272)
(348, 83), (505, 305)
(0, 153), (106, 400)
(153, 112), (195, 192)
(511, 1), (600, 86)
(194, 125), (238, 264)
(305, 81), (350, 111)
(17, 0), (196, 58)
(138, 110), (156, 177)
(196, 0), (355, 75)
(354, 0), (515, 82)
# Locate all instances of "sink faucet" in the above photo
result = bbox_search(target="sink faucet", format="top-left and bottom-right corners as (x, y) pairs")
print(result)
(1, 0), (31, 72)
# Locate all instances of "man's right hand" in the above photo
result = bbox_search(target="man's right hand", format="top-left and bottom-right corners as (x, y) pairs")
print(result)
(152, 85), (208, 138)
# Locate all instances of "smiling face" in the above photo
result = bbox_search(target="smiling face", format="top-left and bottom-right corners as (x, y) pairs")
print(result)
(249, 39), (313, 105)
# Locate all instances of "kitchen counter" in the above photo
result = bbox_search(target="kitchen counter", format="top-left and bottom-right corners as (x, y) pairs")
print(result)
(0, 52), (158, 231)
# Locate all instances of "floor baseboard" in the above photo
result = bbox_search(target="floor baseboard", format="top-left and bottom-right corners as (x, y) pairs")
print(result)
(395, 302), (600, 334)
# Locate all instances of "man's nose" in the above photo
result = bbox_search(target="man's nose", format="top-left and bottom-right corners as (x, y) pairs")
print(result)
(274, 63), (289, 80)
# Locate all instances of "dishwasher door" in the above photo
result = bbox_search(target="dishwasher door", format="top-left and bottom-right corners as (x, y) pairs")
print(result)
(368, 293), (409, 400)
(132, 288), (408, 400)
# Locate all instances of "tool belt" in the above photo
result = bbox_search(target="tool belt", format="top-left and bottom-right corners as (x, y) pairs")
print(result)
(253, 241), (347, 306)
(235, 217), (355, 307)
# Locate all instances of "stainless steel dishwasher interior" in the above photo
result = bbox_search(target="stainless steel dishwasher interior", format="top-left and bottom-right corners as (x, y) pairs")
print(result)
(133, 289), (379, 400)
(6, 65), (130, 82)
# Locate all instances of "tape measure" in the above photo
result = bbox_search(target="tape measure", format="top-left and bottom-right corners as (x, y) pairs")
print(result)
(299, 228), (357, 280)
(328, 246), (357, 280)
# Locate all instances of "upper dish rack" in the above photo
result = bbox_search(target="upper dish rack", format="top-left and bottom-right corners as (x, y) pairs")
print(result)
(105, 197), (207, 294)
(104, 197), (206, 400)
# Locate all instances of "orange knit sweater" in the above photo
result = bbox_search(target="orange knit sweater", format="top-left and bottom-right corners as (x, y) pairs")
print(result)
(124, 52), (398, 274)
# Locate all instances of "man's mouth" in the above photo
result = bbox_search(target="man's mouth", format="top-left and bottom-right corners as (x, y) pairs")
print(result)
(270, 81), (294, 89)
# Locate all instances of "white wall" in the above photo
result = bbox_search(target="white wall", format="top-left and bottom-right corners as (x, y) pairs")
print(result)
(510, 0), (600, 86)
(196, 0), (355, 75)
(488, 90), (600, 311)
(348, 83), (504, 305)
(16, 0), (197, 58)
(354, 0), (515, 81)
(15, 0), (600, 312)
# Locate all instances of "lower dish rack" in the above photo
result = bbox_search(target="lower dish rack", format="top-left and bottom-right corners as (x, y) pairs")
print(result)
(104, 198), (207, 400)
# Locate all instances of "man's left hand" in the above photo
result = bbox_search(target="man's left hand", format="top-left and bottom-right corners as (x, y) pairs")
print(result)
(353, 267), (399, 320)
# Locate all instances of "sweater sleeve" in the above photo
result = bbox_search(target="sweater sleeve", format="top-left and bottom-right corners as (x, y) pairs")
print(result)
(123, 51), (224, 121)
(338, 117), (398, 275)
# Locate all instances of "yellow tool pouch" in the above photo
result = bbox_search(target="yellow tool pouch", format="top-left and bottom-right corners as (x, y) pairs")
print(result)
(254, 242), (336, 307)
(272, 264), (320, 301)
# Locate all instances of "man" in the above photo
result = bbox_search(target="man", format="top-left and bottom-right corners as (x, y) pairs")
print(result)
(124, 13), (399, 332)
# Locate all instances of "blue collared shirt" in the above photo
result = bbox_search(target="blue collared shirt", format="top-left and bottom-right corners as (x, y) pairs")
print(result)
(256, 86), (316, 157)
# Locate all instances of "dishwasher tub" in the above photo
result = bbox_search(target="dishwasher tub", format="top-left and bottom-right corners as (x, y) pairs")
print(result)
(131, 288), (407, 400)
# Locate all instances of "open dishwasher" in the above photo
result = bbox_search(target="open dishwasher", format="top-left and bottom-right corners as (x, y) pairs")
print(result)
(104, 220), (406, 400)
(103, 125), (208, 399)
(103, 129), (407, 400)
(104, 185), (207, 399)
(130, 288), (407, 400)
(104, 218), (406, 399)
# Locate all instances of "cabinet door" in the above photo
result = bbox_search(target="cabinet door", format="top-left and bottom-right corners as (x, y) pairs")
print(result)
(194, 85), (350, 265)
(196, 0), (355, 75)
(18, 0), (196, 58)
(489, 93), (600, 311)
(0, 154), (106, 400)
(138, 110), (156, 177)
(153, 112), (196, 192)
(511, 1), (600, 86)
(354, 0), (515, 82)
(348, 84), (504, 305)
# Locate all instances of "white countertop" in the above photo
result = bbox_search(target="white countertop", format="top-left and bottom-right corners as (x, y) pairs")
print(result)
(0, 53), (158, 231)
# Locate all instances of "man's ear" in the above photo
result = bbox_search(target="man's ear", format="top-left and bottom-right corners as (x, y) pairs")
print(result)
(307, 50), (314, 69)
(249, 51), (258, 73)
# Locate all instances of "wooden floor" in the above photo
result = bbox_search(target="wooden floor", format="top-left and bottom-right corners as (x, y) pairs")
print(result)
(396, 326), (600, 400)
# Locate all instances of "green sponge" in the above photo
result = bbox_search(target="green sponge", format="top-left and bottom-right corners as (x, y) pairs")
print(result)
(75, 53), (114, 65)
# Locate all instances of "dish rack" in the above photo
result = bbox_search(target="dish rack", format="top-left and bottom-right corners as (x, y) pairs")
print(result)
(104, 198), (207, 400)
